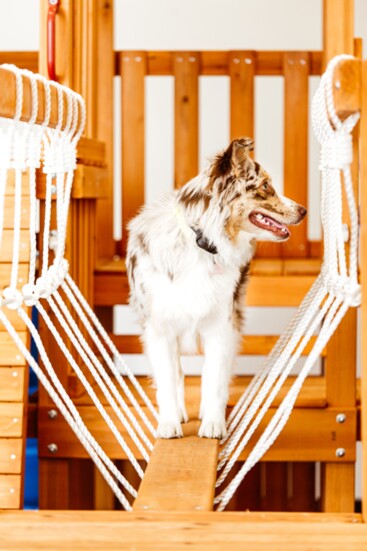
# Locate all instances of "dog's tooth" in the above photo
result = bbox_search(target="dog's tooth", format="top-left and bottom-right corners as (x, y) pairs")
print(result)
(256, 213), (263, 220)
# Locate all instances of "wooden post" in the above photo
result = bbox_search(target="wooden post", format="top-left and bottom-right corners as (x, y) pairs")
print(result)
(321, 0), (357, 513)
(360, 59), (367, 522)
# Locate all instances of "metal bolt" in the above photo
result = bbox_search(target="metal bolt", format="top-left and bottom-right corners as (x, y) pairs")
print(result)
(189, 56), (196, 63)
(195, 506), (204, 510)
(244, 58), (252, 64)
(300, 59), (306, 65)
(336, 447), (346, 458)
(176, 57), (184, 63)
(10, 454), (16, 460)
(48, 409), (58, 419)
(12, 371), (18, 378)
(233, 58), (240, 64)
(134, 56), (142, 63)
(48, 443), (58, 454)
(9, 488), (15, 494)
(335, 80), (341, 90)
(336, 413), (346, 424)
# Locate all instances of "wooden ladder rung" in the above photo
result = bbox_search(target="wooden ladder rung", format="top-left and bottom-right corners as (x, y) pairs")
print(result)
(133, 421), (219, 511)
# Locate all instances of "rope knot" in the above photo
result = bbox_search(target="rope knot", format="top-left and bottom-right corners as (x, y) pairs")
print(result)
(1, 287), (23, 310)
(320, 132), (353, 170)
(22, 283), (40, 306)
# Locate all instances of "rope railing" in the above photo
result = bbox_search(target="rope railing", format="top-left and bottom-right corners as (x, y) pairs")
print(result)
(215, 55), (361, 511)
(0, 64), (157, 510)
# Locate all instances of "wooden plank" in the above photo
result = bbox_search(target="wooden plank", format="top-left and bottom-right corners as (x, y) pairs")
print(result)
(3, 196), (30, 229)
(37, 405), (355, 463)
(38, 459), (70, 510)
(174, 52), (200, 188)
(0, 51), (38, 72)
(0, 264), (29, 291)
(0, 510), (367, 549)
(95, 0), (115, 260)
(323, 0), (354, 67)
(3, 170), (30, 196)
(283, 52), (309, 258)
(0, 439), (23, 474)
(109, 334), (326, 357)
(119, 51), (147, 255)
(36, 165), (108, 200)
(321, 463), (355, 513)
(0, 368), (26, 402)
(0, 333), (27, 366)
(229, 51), (255, 141)
(0, 475), (21, 509)
(116, 50), (323, 77)
(93, 272), (317, 307)
(246, 275), (316, 306)
(133, 421), (218, 511)
(0, 404), (24, 438)
(0, 230), (30, 262)
(359, 59), (367, 522)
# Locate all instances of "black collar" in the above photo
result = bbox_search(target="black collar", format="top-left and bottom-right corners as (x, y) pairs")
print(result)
(191, 227), (218, 255)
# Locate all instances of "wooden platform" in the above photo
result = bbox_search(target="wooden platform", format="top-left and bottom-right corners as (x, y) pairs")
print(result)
(0, 511), (366, 550)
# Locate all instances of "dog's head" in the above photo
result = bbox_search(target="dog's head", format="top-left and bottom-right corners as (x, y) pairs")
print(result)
(204, 138), (306, 242)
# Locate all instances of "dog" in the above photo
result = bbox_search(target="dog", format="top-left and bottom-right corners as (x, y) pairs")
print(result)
(126, 138), (306, 439)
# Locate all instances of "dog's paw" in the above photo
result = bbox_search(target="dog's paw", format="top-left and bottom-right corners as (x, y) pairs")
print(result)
(157, 421), (183, 439)
(198, 419), (227, 439)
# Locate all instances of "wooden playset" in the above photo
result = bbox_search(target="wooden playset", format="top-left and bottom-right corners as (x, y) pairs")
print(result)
(1, 0), (367, 548)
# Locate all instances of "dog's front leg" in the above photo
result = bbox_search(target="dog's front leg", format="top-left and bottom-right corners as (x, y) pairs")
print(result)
(199, 322), (237, 439)
(144, 325), (183, 438)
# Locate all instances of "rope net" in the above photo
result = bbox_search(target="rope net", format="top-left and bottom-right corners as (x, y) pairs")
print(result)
(215, 55), (361, 510)
(0, 65), (157, 511)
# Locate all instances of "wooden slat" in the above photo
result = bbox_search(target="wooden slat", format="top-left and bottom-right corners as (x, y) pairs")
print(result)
(0, 368), (26, 402)
(2, 196), (30, 229)
(283, 52), (309, 258)
(0, 51), (38, 72)
(174, 52), (199, 188)
(229, 51), (255, 140)
(0, 333), (27, 366)
(246, 275), (316, 306)
(133, 421), (218, 511)
(38, 404), (354, 463)
(0, 439), (23, 474)
(0, 475), (21, 509)
(1, 511), (366, 551)
(36, 165), (108, 200)
(0, 264), (28, 291)
(109, 334), (326, 357)
(116, 50), (323, 77)
(93, 271), (317, 307)
(95, 0), (115, 260)
(0, 230), (30, 262)
(3, 170), (30, 196)
(119, 51), (146, 255)
(0, 404), (24, 438)
(323, 0), (354, 67)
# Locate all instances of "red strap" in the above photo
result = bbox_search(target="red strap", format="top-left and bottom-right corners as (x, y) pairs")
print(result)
(47, 0), (60, 81)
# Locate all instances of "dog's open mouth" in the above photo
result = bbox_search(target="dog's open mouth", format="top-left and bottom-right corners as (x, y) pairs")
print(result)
(249, 211), (291, 239)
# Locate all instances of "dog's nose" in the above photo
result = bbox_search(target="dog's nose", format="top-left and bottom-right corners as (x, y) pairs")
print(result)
(298, 206), (307, 217)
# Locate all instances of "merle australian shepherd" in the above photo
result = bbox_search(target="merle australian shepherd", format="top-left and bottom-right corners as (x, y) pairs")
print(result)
(127, 138), (306, 439)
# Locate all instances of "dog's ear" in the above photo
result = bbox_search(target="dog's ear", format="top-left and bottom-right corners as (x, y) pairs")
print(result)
(209, 137), (254, 184)
(232, 138), (254, 164)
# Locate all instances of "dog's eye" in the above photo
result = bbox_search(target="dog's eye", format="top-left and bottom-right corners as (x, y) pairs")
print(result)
(262, 183), (269, 191)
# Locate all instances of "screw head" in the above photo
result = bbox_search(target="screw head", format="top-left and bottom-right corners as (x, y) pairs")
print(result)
(48, 443), (58, 454)
(336, 447), (346, 458)
(336, 413), (346, 424)
(48, 409), (58, 419)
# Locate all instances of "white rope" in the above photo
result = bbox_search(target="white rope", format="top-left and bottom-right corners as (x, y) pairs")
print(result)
(0, 65), (158, 509)
(215, 55), (361, 511)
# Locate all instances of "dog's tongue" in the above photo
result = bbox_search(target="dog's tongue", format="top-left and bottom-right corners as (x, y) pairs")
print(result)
(263, 215), (285, 229)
